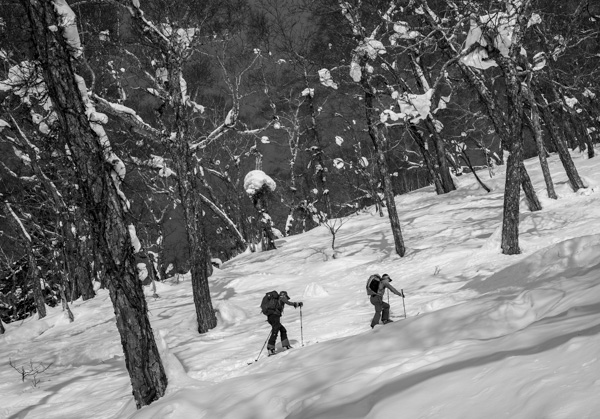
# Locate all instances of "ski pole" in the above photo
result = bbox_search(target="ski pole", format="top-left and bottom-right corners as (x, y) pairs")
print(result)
(401, 289), (406, 319)
(300, 306), (304, 347)
(254, 330), (271, 362)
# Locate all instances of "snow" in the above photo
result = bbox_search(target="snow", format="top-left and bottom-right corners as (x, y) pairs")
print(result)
(0, 118), (9, 131)
(390, 21), (421, 43)
(2, 149), (600, 419)
(52, 0), (82, 58)
(387, 89), (434, 124)
(333, 157), (345, 169)
(460, 9), (523, 70)
(243, 170), (276, 195)
(0, 62), (48, 104)
(301, 88), (314, 97)
(317, 69), (338, 90)
(349, 61), (362, 82)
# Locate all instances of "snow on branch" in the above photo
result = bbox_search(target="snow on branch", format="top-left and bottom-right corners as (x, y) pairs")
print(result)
(0, 119), (9, 132)
(0, 62), (50, 109)
(243, 170), (276, 196)
(460, 1), (531, 70)
(51, 0), (82, 58)
(5, 203), (31, 243)
(93, 94), (163, 139)
(318, 69), (338, 90)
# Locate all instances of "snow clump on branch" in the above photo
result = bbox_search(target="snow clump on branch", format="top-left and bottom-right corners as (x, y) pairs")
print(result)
(0, 62), (51, 110)
(380, 89), (434, 124)
(318, 69), (338, 89)
(243, 170), (276, 196)
(350, 38), (386, 82)
(52, 0), (82, 58)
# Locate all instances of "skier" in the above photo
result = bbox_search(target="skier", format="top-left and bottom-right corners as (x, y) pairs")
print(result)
(367, 273), (404, 328)
(265, 291), (303, 355)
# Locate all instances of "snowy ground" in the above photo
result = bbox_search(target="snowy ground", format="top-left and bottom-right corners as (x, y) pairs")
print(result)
(2, 150), (600, 419)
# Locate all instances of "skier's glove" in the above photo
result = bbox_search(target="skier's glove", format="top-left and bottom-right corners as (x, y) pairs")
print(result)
(399, 291), (405, 298)
(293, 302), (298, 308)
(298, 302), (303, 307)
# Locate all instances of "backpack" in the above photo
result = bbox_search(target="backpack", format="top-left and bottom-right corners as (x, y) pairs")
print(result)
(366, 274), (381, 295)
(260, 290), (280, 315)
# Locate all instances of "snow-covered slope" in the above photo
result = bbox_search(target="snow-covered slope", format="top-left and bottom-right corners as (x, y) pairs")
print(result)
(2, 150), (600, 419)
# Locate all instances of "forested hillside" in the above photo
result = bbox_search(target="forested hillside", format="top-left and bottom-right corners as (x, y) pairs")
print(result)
(0, 0), (599, 409)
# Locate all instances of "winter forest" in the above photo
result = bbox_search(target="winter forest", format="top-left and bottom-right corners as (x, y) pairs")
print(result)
(1, 0), (600, 415)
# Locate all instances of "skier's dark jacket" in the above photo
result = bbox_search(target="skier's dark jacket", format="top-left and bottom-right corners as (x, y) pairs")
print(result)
(368, 277), (403, 298)
(265, 294), (297, 316)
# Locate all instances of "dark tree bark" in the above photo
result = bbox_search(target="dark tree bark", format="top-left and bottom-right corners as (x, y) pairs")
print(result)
(459, 150), (491, 193)
(361, 71), (406, 257)
(3, 203), (46, 318)
(409, 127), (444, 194)
(425, 118), (457, 194)
(23, 0), (167, 408)
(120, 0), (217, 333)
(523, 84), (557, 199)
(408, 51), (455, 194)
(537, 97), (586, 190)
(519, 162), (542, 212)
(27, 239), (46, 319)
(59, 283), (75, 323)
(305, 76), (333, 217)
(496, 52), (527, 254)
(569, 112), (595, 159)
(501, 144), (523, 255)
(170, 136), (217, 332)
(0, 318), (5, 334)
(75, 232), (96, 300)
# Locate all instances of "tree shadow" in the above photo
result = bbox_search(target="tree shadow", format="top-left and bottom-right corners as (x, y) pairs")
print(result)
(8, 357), (127, 419)
(287, 303), (600, 419)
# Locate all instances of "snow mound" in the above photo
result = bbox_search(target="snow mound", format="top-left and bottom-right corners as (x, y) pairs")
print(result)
(303, 282), (329, 297)
(214, 300), (249, 325)
(465, 234), (600, 293)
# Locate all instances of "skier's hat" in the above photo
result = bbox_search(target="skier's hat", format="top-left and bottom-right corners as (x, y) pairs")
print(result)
(279, 290), (290, 299)
(382, 274), (392, 282)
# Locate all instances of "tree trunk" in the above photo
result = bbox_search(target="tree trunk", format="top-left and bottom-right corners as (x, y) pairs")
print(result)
(537, 99), (586, 190)
(459, 151), (491, 193)
(570, 112), (595, 158)
(28, 245), (46, 319)
(197, 192), (247, 253)
(3, 203), (46, 318)
(59, 284), (75, 322)
(497, 56), (526, 255)
(305, 82), (333, 217)
(0, 318), (5, 334)
(171, 147), (217, 333)
(361, 72), (405, 257)
(24, 0), (167, 408)
(120, 0), (217, 334)
(75, 233), (96, 300)
(523, 85), (557, 199)
(502, 146), (522, 255)
(520, 162), (542, 212)
(459, 63), (510, 143)
(424, 118), (456, 193)
(409, 127), (445, 194)
(408, 52), (455, 194)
